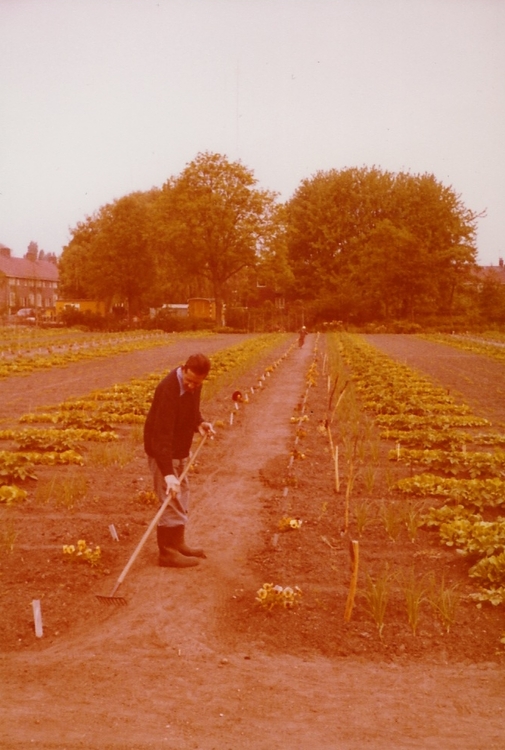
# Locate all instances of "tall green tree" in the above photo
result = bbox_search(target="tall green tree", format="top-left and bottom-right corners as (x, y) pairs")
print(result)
(58, 217), (100, 299)
(152, 152), (279, 324)
(286, 167), (480, 322)
(60, 191), (158, 316)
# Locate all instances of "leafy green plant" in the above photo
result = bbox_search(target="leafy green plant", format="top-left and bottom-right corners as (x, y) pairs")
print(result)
(439, 518), (505, 558)
(278, 517), (303, 531)
(255, 583), (302, 610)
(19, 450), (84, 467)
(11, 428), (118, 452)
(469, 552), (505, 588)
(390, 448), (505, 479)
(135, 489), (158, 506)
(421, 504), (481, 529)
(469, 586), (505, 606)
(396, 474), (505, 510)
(63, 539), (101, 567)
(0, 484), (28, 505)
(0, 451), (37, 482)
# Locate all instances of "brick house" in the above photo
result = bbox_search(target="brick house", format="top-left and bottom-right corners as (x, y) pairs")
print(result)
(480, 258), (505, 283)
(0, 244), (59, 316)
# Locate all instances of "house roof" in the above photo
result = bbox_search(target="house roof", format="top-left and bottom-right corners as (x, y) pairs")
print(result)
(0, 254), (58, 282)
(476, 264), (505, 285)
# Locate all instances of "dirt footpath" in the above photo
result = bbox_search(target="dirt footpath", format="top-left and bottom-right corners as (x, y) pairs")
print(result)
(0, 333), (504, 749)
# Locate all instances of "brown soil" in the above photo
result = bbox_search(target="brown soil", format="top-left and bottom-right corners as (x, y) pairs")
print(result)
(1, 332), (504, 749)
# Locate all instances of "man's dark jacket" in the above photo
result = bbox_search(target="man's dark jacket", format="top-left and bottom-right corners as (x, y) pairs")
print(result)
(143, 368), (203, 476)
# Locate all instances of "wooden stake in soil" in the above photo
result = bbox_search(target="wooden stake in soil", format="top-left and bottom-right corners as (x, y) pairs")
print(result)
(330, 381), (349, 424)
(327, 425), (334, 456)
(344, 540), (359, 622)
(344, 461), (355, 534)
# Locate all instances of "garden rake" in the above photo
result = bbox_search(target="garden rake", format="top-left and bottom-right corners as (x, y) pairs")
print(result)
(95, 432), (210, 606)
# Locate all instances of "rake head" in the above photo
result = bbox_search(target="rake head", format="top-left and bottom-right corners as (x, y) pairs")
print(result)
(95, 593), (128, 606)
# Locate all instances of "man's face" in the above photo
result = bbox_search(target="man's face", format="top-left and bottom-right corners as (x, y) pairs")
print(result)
(182, 368), (206, 391)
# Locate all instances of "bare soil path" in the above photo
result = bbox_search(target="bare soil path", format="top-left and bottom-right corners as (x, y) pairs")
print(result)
(1, 333), (504, 749)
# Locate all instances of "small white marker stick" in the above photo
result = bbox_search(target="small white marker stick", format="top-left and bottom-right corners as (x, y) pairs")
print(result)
(32, 600), (43, 638)
(229, 412), (234, 426)
(234, 402), (239, 410)
(109, 524), (119, 541)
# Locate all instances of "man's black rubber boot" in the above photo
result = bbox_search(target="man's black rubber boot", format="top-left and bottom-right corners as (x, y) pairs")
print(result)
(156, 525), (199, 568)
(172, 524), (207, 558)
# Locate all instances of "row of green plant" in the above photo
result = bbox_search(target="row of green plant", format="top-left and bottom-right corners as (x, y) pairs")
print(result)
(390, 447), (505, 478)
(0, 427), (118, 451)
(272, 335), (464, 638)
(0, 327), (212, 378)
(0, 449), (84, 486)
(336, 333), (505, 608)
(0, 333), (292, 505)
(419, 333), (505, 365)
(16, 334), (289, 430)
(363, 565), (461, 637)
(379, 427), (505, 450)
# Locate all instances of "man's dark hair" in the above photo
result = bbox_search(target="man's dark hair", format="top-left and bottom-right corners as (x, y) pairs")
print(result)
(184, 353), (211, 376)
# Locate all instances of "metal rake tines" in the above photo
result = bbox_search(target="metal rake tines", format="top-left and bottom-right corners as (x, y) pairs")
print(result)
(95, 594), (128, 606)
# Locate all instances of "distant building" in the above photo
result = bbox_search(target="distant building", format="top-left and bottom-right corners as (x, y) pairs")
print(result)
(55, 299), (106, 316)
(483, 258), (505, 283)
(188, 297), (216, 320)
(0, 244), (58, 315)
(162, 303), (189, 317)
(474, 258), (505, 289)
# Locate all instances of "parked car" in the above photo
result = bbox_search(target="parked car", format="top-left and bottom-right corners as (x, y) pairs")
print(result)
(16, 308), (37, 324)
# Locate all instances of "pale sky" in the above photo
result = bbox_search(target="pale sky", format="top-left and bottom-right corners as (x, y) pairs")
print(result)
(1, 0), (504, 265)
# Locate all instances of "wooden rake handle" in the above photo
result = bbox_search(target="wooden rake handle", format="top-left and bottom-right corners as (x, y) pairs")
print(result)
(109, 433), (209, 596)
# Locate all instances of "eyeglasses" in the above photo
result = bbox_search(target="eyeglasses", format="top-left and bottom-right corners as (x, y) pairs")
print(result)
(183, 370), (205, 388)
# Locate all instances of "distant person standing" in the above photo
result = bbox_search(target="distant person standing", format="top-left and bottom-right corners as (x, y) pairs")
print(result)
(143, 353), (215, 568)
(298, 325), (307, 347)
